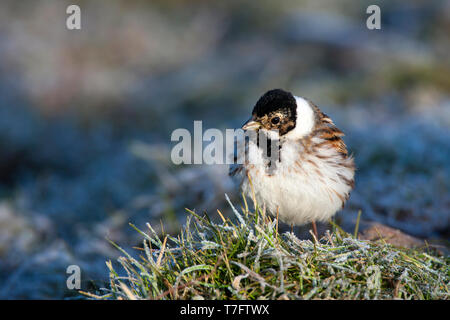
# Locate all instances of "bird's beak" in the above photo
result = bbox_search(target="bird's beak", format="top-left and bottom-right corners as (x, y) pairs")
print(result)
(242, 119), (261, 131)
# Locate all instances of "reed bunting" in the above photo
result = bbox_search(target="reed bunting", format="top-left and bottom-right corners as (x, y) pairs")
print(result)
(230, 89), (355, 236)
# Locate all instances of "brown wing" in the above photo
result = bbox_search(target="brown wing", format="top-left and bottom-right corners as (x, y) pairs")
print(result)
(309, 102), (349, 157)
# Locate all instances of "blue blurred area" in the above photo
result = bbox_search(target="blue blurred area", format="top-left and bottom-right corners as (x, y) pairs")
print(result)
(0, 0), (449, 298)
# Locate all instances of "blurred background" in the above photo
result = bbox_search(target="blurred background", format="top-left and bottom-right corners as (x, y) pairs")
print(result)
(0, 0), (449, 299)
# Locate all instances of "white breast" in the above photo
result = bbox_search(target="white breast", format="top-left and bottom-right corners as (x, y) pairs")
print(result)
(241, 140), (353, 225)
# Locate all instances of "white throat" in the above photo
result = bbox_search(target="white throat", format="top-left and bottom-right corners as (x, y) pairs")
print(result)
(283, 96), (315, 140)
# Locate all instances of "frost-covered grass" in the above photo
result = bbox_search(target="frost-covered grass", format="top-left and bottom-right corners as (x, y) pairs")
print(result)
(85, 194), (449, 300)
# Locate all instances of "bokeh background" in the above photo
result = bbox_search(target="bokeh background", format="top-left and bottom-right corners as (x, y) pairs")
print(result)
(0, 0), (449, 299)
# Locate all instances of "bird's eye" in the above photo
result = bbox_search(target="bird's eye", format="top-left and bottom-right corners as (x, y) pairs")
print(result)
(271, 117), (280, 124)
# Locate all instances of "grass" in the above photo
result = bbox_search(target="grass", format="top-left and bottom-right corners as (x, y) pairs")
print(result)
(83, 194), (449, 300)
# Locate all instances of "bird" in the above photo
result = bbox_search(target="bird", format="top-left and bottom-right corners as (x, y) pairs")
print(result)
(229, 89), (355, 237)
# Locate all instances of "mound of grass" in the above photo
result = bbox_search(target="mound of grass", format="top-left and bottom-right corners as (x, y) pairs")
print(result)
(85, 194), (449, 300)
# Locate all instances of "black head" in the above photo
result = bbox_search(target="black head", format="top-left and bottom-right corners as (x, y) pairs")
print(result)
(243, 89), (297, 136)
(253, 89), (296, 118)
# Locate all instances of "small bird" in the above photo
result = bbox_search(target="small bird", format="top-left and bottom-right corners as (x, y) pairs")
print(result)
(230, 89), (355, 237)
